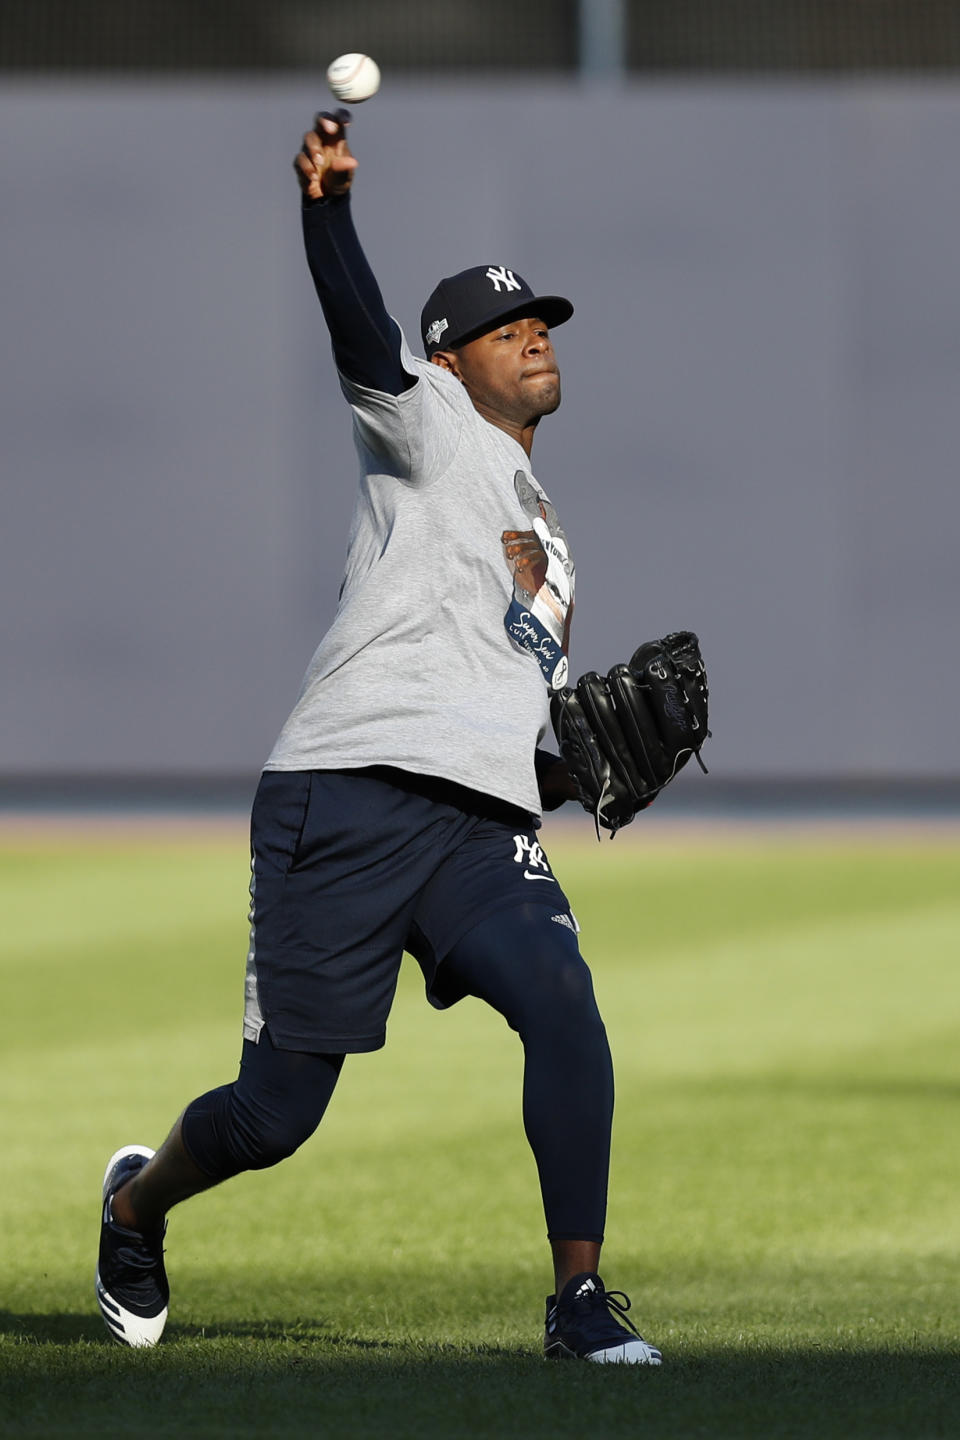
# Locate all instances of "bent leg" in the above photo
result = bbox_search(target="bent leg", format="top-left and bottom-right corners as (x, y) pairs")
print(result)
(113, 1033), (343, 1229)
(442, 903), (614, 1253)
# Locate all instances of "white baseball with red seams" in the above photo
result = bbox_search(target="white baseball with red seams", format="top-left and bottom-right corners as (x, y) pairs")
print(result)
(326, 53), (381, 103)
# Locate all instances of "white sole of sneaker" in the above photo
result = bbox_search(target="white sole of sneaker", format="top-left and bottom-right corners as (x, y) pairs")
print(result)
(96, 1144), (167, 1348)
(586, 1340), (662, 1365)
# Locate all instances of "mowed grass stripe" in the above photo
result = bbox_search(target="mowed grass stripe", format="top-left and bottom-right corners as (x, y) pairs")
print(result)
(603, 903), (960, 1077)
(1, 826), (958, 1437)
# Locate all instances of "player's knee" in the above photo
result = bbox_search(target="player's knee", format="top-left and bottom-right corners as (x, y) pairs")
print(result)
(182, 1079), (324, 1178)
(546, 983), (608, 1060)
(519, 939), (608, 1050)
(227, 1088), (322, 1171)
(553, 948), (600, 1010)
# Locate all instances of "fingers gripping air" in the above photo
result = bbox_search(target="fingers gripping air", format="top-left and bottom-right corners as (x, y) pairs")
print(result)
(551, 631), (710, 836)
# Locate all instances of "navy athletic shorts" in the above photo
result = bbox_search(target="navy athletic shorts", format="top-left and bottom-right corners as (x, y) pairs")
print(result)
(242, 766), (576, 1054)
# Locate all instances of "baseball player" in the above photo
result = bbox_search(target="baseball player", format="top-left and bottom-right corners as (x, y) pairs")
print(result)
(94, 110), (666, 1365)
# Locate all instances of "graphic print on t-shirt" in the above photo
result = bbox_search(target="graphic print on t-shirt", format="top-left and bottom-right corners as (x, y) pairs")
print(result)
(502, 471), (575, 691)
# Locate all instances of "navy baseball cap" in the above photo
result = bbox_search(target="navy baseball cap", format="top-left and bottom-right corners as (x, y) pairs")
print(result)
(421, 265), (573, 358)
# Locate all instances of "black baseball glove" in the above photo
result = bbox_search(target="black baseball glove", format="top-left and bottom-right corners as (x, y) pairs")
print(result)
(550, 631), (710, 836)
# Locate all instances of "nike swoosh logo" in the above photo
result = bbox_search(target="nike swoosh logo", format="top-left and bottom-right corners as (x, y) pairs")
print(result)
(523, 871), (554, 882)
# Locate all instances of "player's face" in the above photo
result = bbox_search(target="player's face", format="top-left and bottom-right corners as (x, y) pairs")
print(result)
(443, 316), (562, 427)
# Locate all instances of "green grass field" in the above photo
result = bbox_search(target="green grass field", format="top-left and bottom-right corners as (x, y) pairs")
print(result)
(1, 818), (959, 1438)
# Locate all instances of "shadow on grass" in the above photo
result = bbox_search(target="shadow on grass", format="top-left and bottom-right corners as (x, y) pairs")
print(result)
(0, 1308), (518, 1355)
(1, 1310), (96, 1344)
(2, 1311), (959, 1439)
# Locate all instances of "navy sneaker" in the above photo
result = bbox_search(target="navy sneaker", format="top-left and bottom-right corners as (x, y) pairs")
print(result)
(95, 1145), (169, 1347)
(544, 1272), (662, 1364)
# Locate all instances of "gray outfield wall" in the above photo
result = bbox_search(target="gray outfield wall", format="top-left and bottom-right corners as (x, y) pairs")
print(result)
(2, 79), (958, 782)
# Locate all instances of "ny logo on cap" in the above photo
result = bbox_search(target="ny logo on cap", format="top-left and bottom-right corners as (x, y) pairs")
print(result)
(485, 266), (521, 294)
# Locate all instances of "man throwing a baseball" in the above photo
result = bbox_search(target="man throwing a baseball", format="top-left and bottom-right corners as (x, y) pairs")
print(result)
(94, 109), (663, 1366)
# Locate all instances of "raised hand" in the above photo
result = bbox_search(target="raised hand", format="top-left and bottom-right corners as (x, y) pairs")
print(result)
(293, 110), (358, 200)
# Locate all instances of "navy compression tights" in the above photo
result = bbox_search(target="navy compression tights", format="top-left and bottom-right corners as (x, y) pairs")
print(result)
(181, 903), (614, 1241)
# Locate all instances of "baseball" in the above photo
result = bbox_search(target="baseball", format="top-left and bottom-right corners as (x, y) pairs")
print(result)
(327, 53), (381, 104)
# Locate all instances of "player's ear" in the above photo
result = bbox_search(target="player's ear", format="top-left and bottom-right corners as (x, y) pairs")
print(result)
(430, 350), (461, 378)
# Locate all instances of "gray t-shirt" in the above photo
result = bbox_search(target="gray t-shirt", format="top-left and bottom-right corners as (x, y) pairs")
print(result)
(264, 331), (576, 820)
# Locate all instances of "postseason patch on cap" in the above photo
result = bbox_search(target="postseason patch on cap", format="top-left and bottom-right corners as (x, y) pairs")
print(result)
(425, 318), (448, 348)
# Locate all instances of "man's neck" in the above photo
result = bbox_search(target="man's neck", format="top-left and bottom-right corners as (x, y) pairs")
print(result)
(475, 403), (538, 457)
